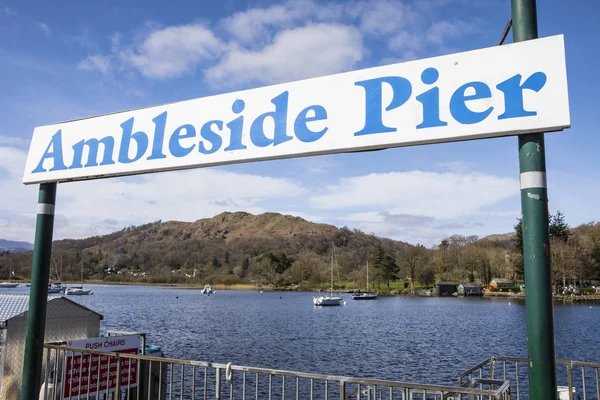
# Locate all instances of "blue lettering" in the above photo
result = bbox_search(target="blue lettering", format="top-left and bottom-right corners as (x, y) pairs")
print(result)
(450, 82), (493, 124)
(32, 130), (67, 173)
(294, 105), (328, 143)
(118, 118), (148, 164)
(354, 76), (412, 136)
(496, 72), (547, 120)
(169, 124), (196, 157)
(250, 91), (292, 147)
(224, 100), (247, 151)
(416, 68), (447, 129)
(147, 112), (168, 160)
(199, 120), (223, 154)
(70, 137), (115, 169)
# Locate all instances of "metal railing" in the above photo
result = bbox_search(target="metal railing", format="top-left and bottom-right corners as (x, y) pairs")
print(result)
(458, 356), (600, 400)
(41, 344), (511, 400)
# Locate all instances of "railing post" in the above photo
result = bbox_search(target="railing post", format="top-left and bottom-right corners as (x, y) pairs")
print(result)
(511, 1), (558, 399)
(340, 381), (345, 400)
(567, 362), (574, 400)
(20, 183), (57, 400)
(216, 367), (221, 400)
(116, 354), (122, 395)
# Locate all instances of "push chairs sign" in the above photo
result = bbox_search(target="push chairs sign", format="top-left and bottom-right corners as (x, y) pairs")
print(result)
(23, 35), (569, 184)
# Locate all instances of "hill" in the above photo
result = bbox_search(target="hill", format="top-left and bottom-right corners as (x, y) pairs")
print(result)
(0, 239), (33, 253)
(0, 212), (411, 286)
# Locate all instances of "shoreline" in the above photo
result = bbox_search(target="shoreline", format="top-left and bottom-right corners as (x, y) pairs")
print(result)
(13, 281), (600, 302)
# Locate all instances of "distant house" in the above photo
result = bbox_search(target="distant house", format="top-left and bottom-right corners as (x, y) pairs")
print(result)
(457, 282), (483, 296)
(515, 281), (526, 290)
(489, 278), (514, 289)
(433, 282), (458, 297)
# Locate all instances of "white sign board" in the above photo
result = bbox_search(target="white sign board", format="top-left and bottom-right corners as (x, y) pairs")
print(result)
(23, 35), (569, 184)
(62, 335), (140, 399)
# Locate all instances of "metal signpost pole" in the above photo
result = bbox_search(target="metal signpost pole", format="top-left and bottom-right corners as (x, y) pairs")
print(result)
(511, 0), (558, 398)
(20, 182), (57, 400)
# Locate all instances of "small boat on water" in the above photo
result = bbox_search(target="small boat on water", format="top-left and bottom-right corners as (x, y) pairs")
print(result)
(314, 243), (343, 307)
(48, 283), (65, 294)
(201, 285), (215, 295)
(351, 261), (378, 301)
(65, 286), (93, 295)
(65, 259), (92, 295)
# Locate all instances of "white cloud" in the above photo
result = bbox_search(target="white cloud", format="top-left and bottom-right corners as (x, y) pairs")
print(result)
(339, 212), (384, 223)
(206, 23), (363, 87)
(389, 31), (422, 52)
(425, 20), (468, 45)
(351, 0), (416, 36)
(77, 55), (112, 75)
(222, 1), (314, 46)
(0, 146), (307, 241)
(76, 0), (476, 86)
(310, 170), (518, 219)
(0, 135), (30, 149)
(119, 23), (222, 79)
(38, 22), (51, 37)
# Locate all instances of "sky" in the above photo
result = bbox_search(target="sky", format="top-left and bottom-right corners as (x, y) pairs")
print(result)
(0, 0), (599, 247)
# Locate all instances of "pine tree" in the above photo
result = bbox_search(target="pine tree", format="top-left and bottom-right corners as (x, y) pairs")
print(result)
(513, 218), (524, 278)
(550, 211), (570, 242)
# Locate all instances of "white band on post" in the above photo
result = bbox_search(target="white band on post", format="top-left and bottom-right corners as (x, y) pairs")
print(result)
(37, 203), (55, 215)
(520, 171), (547, 190)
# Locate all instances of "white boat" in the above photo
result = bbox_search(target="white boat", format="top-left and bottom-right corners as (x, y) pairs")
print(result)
(201, 285), (215, 295)
(65, 286), (92, 295)
(352, 261), (378, 300)
(66, 259), (92, 295)
(313, 243), (343, 307)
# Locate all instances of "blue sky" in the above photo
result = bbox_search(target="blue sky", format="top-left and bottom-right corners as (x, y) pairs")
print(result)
(0, 0), (598, 246)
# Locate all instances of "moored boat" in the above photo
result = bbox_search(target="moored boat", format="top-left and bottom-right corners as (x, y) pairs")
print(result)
(48, 283), (65, 294)
(351, 260), (378, 300)
(201, 285), (215, 295)
(65, 286), (93, 295)
(313, 243), (343, 307)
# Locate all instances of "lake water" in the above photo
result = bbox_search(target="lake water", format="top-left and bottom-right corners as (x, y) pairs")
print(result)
(53, 284), (600, 387)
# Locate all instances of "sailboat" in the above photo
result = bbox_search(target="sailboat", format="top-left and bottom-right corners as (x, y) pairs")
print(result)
(352, 260), (378, 300)
(65, 259), (92, 295)
(313, 243), (343, 306)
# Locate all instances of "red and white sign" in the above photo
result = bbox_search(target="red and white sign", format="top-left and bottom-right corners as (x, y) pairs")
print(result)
(62, 335), (141, 400)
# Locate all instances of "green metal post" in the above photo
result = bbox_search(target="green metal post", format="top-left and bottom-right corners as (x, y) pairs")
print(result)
(511, 0), (558, 398)
(20, 183), (57, 400)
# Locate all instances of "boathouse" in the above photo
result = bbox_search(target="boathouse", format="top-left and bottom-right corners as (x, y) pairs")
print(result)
(0, 295), (103, 400)
(489, 278), (514, 289)
(433, 282), (458, 297)
(457, 282), (483, 296)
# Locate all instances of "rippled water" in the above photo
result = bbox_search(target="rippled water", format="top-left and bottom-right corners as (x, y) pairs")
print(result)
(50, 284), (600, 387)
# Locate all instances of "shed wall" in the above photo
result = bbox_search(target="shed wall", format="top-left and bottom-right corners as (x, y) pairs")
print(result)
(0, 300), (100, 400)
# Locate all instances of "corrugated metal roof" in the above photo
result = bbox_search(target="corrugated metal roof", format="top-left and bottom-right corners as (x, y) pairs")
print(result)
(0, 295), (36, 322)
(0, 294), (102, 324)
